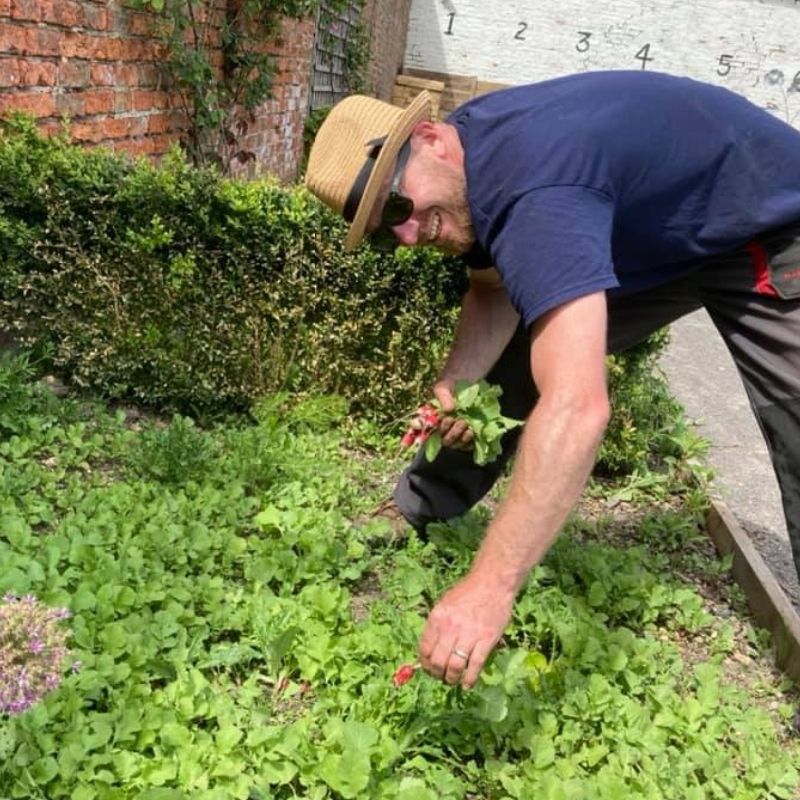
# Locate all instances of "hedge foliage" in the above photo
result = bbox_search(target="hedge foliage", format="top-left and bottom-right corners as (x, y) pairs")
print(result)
(0, 115), (683, 475)
(601, 333), (688, 476)
(0, 115), (465, 420)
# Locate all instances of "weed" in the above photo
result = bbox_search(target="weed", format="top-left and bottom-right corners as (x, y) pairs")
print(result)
(124, 413), (216, 485)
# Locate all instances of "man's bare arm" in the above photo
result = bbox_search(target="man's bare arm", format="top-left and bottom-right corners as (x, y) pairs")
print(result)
(436, 267), (520, 388)
(419, 291), (611, 687)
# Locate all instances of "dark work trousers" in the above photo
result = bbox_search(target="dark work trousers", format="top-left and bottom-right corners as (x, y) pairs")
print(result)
(393, 223), (800, 583)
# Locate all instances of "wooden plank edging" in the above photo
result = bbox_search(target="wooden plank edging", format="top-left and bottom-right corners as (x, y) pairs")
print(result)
(706, 499), (800, 682)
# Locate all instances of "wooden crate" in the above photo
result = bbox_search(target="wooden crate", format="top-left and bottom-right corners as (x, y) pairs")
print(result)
(403, 68), (509, 117)
(391, 74), (444, 119)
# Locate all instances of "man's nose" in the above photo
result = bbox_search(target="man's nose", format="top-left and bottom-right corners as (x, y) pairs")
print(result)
(391, 217), (420, 247)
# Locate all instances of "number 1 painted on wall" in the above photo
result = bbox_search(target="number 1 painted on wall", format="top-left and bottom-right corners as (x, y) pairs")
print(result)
(445, 12), (455, 35)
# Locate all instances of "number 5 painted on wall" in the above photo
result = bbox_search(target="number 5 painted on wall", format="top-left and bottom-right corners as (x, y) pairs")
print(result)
(717, 54), (734, 76)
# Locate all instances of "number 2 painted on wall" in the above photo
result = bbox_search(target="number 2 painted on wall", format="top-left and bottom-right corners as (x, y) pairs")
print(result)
(514, 22), (528, 40)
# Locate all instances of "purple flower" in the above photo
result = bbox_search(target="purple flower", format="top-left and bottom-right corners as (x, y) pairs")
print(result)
(0, 594), (76, 715)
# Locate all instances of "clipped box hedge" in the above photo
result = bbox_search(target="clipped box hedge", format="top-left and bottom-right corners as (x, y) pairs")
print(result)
(0, 115), (466, 420)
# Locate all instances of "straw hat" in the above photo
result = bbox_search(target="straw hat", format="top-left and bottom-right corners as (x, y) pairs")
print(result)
(304, 90), (433, 251)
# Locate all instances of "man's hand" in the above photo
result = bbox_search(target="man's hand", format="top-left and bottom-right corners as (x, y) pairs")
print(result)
(418, 572), (515, 689)
(431, 379), (474, 450)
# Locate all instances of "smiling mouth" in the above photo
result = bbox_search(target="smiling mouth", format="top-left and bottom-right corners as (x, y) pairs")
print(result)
(428, 212), (441, 243)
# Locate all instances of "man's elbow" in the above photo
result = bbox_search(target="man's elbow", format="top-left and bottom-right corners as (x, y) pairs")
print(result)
(579, 395), (611, 442)
(593, 397), (612, 441)
(561, 393), (611, 444)
(537, 384), (611, 443)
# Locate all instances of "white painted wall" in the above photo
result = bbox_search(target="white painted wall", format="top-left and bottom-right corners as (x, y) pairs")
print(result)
(405, 0), (800, 126)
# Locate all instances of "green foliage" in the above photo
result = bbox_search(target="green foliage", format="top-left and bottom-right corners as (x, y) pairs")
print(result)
(0, 352), (54, 438)
(125, 414), (217, 485)
(599, 331), (703, 477)
(423, 380), (523, 464)
(125, 0), (365, 173)
(0, 364), (796, 799)
(344, 21), (370, 94)
(0, 116), (465, 420)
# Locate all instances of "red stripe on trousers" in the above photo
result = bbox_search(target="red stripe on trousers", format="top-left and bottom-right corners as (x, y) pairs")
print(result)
(745, 240), (779, 297)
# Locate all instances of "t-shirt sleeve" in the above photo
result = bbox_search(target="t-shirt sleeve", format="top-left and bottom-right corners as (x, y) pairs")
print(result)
(490, 185), (619, 326)
(460, 242), (493, 270)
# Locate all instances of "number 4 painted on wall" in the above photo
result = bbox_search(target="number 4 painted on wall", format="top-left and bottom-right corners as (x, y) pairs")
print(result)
(635, 44), (654, 69)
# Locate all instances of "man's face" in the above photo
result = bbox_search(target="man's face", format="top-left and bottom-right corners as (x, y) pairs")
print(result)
(368, 141), (476, 255)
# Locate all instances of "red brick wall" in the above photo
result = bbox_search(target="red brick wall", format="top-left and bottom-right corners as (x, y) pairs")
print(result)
(0, 0), (316, 181)
(0, 1), (410, 181)
(362, 0), (411, 101)
(238, 15), (316, 181)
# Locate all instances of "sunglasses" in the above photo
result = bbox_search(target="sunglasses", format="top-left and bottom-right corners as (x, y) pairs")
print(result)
(369, 142), (414, 252)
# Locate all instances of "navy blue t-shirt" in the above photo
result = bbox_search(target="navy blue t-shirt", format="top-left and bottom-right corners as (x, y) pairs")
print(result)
(448, 71), (800, 326)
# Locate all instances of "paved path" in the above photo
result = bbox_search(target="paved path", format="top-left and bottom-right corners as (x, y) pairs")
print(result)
(659, 310), (800, 613)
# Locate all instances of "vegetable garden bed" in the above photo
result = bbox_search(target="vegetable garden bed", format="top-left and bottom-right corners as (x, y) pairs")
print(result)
(0, 356), (798, 799)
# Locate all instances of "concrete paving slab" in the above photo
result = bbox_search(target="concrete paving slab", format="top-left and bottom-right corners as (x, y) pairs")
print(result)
(659, 309), (800, 614)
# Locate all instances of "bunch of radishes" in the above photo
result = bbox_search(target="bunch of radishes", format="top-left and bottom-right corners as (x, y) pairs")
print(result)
(400, 380), (523, 465)
(400, 403), (440, 450)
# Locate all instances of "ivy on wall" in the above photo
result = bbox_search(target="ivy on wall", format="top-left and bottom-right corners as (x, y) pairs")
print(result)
(126, 0), (362, 173)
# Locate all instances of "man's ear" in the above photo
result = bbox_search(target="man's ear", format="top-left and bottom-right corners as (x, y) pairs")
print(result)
(410, 121), (447, 157)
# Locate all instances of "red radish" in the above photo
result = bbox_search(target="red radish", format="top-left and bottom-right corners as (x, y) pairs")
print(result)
(392, 663), (417, 687)
(417, 404), (440, 428)
(400, 429), (418, 448)
(400, 403), (441, 448)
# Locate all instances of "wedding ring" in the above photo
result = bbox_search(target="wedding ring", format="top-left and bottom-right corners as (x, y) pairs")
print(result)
(451, 648), (469, 660)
